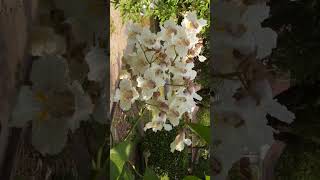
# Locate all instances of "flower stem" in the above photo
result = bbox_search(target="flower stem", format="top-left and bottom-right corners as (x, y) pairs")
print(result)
(165, 83), (185, 87)
(124, 107), (146, 141)
(137, 42), (152, 65)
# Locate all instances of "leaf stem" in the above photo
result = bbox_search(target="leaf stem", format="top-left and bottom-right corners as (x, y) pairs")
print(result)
(127, 161), (143, 177)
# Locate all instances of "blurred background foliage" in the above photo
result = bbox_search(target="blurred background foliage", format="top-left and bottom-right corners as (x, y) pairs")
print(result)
(263, 1), (320, 178)
(112, 0), (210, 33)
(264, 0), (320, 84)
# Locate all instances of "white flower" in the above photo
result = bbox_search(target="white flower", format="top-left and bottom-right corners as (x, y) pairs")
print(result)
(126, 21), (143, 45)
(68, 81), (94, 132)
(164, 43), (178, 59)
(125, 48), (151, 75)
(253, 27), (278, 59)
(172, 28), (199, 57)
(137, 64), (166, 100)
(198, 55), (207, 62)
(182, 11), (207, 34)
(85, 46), (107, 83)
(30, 26), (66, 56)
(119, 69), (131, 80)
(30, 55), (70, 92)
(144, 111), (172, 132)
(159, 19), (180, 42)
(241, 3), (270, 31)
(150, 2), (155, 9)
(137, 28), (160, 49)
(114, 79), (139, 111)
(169, 61), (197, 80)
(10, 56), (93, 155)
(170, 131), (192, 152)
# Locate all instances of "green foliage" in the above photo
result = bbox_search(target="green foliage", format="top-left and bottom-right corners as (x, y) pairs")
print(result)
(264, 0), (320, 83)
(113, 0), (210, 32)
(195, 29), (211, 105)
(144, 167), (160, 180)
(110, 140), (134, 179)
(183, 176), (202, 180)
(188, 123), (210, 143)
(197, 107), (210, 127)
(271, 84), (320, 179)
(275, 141), (320, 180)
(119, 165), (135, 180)
(191, 155), (211, 180)
(142, 128), (189, 180)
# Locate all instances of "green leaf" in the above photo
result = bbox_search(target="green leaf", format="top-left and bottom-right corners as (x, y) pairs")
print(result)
(183, 176), (202, 180)
(97, 147), (103, 169)
(110, 140), (133, 180)
(205, 176), (210, 180)
(143, 167), (159, 180)
(119, 165), (135, 180)
(92, 159), (97, 170)
(188, 123), (211, 143)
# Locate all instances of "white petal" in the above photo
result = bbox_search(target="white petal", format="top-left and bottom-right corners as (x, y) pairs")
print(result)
(260, 144), (271, 160)
(193, 92), (203, 101)
(265, 99), (295, 123)
(30, 55), (69, 92)
(69, 81), (94, 132)
(198, 55), (207, 62)
(254, 27), (278, 59)
(119, 100), (132, 111)
(169, 117), (180, 127)
(163, 124), (172, 131)
(184, 138), (192, 146)
(113, 89), (120, 102)
(30, 26), (66, 56)
(10, 86), (41, 127)
(144, 122), (153, 131)
(170, 140), (176, 153)
(31, 117), (69, 155)
(175, 141), (185, 152)
(85, 47), (107, 83)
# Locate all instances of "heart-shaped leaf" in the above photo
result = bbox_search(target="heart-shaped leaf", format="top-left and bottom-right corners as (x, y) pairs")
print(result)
(110, 140), (133, 179)
(188, 123), (210, 143)
(143, 167), (159, 180)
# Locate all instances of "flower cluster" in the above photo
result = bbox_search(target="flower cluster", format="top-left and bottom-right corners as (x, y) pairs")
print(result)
(113, 11), (207, 152)
(212, 0), (295, 179)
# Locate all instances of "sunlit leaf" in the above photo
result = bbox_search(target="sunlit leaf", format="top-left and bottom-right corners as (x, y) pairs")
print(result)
(188, 123), (210, 143)
(110, 140), (133, 179)
(143, 167), (159, 180)
(183, 176), (202, 180)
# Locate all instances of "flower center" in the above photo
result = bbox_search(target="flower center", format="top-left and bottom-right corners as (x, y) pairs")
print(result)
(123, 90), (134, 100)
(146, 80), (156, 89)
(178, 39), (190, 47)
(145, 38), (156, 46)
(46, 90), (75, 118)
(166, 28), (177, 36)
(187, 21), (199, 30)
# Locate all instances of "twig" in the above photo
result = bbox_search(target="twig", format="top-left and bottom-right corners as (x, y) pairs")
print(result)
(137, 42), (152, 65)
